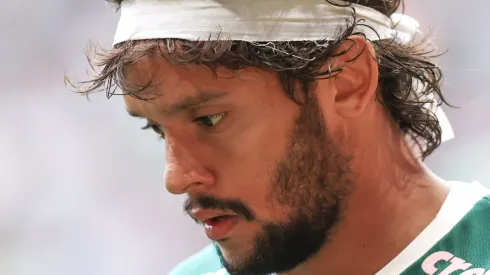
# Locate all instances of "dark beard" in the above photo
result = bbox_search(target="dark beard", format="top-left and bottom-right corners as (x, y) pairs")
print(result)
(217, 99), (353, 275)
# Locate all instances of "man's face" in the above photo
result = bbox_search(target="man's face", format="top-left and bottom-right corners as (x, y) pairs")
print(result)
(124, 58), (353, 274)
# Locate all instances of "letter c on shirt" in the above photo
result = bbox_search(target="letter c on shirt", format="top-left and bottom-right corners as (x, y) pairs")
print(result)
(422, 251), (454, 275)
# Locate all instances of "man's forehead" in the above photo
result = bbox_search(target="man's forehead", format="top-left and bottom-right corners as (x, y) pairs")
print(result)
(123, 57), (165, 87)
(124, 56), (276, 93)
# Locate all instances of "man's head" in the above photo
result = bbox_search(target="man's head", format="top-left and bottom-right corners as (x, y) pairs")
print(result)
(121, 50), (362, 274)
(75, 0), (450, 274)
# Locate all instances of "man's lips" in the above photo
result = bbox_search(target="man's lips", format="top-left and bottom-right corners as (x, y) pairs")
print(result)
(190, 209), (240, 240)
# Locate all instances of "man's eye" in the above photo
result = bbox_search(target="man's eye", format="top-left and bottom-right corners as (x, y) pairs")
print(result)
(141, 113), (224, 139)
(194, 113), (225, 128)
(142, 122), (165, 139)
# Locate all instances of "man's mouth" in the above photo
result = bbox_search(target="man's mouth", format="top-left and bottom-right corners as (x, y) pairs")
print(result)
(204, 215), (240, 241)
(205, 215), (236, 226)
(190, 209), (241, 241)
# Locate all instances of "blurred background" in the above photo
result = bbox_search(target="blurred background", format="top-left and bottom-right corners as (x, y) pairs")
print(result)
(0, 0), (488, 274)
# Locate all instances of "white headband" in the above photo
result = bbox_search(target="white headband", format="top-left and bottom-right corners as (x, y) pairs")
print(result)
(112, 0), (454, 142)
(113, 0), (420, 45)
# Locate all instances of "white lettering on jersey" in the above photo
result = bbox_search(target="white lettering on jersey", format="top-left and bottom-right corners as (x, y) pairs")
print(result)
(421, 251), (490, 275)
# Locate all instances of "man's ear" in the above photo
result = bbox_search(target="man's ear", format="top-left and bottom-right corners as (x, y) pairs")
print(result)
(321, 35), (379, 118)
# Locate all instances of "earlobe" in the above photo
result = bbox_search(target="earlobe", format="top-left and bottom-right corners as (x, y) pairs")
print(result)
(327, 36), (379, 118)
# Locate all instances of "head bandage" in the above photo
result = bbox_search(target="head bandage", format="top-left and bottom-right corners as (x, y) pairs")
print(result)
(112, 0), (454, 142)
(113, 0), (420, 45)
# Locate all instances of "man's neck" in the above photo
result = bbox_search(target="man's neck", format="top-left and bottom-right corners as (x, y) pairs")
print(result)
(281, 148), (450, 275)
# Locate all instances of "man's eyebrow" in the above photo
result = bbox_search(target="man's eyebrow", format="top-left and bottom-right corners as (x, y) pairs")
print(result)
(125, 90), (228, 119)
(159, 90), (228, 116)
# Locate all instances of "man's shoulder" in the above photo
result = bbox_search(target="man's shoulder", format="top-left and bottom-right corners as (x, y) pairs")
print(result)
(170, 244), (224, 275)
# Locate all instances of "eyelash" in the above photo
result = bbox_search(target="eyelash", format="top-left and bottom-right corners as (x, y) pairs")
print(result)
(142, 122), (165, 139)
(142, 114), (225, 139)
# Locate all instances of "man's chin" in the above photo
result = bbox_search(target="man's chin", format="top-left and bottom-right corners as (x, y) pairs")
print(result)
(214, 241), (257, 272)
(215, 239), (252, 260)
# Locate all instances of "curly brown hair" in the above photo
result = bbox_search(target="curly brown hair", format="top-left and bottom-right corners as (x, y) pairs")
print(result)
(72, 0), (450, 159)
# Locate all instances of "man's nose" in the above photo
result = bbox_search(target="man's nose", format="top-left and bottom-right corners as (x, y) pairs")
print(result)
(163, 139), (215, 195)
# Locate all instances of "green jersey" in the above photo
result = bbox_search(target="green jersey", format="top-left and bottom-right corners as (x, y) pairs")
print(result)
(170, 181), (490, 275)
